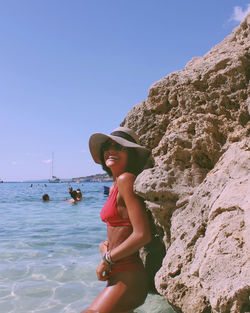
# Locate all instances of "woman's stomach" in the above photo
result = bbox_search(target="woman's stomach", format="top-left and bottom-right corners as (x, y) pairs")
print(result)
(107, 225), (133, 249)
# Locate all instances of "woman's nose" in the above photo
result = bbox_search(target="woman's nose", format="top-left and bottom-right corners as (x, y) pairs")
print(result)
(108, 144), (117, 152)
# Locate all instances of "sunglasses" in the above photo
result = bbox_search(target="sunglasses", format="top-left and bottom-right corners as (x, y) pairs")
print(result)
(101, 141), (126, 152)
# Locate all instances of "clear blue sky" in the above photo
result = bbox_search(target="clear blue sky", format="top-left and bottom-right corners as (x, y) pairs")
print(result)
(0, 0), (249, 181)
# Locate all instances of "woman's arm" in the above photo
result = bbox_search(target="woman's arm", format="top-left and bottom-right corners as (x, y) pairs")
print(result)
(96, 240), (110, 281)
(109, 172), (151, 262)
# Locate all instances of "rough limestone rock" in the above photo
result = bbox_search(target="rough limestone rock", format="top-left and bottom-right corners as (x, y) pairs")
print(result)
(121, 14), (250, 313)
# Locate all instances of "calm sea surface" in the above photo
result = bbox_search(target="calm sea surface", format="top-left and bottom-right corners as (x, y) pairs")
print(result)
(0, 182), (174, 313)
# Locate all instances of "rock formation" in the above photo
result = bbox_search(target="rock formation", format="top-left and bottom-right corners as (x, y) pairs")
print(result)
(121, 14), (250, 313)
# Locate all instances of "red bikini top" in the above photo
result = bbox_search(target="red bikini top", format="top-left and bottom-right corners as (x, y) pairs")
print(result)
(100, 185), (132, 227)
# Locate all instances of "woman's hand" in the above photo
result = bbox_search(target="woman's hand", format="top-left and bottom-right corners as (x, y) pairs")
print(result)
(96, 259), (110, 281)
(99, 240), (109, 256)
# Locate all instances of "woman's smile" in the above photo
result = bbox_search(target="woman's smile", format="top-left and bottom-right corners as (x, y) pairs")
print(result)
(105, 153), (123, 166)
(107, 155), (119, 160)
(104, 146), (128, 174)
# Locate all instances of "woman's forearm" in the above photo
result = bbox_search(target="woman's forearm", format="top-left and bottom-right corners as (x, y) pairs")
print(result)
(109, 231), (151, 262)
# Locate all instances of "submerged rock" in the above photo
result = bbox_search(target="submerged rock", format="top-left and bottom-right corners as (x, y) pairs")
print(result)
(122, 14), (250, 313)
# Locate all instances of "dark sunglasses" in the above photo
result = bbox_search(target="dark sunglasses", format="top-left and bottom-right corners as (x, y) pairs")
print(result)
(101, 141), (126, 152)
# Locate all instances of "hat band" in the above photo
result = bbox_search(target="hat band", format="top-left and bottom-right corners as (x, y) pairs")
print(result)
(110, 131), (137, 144)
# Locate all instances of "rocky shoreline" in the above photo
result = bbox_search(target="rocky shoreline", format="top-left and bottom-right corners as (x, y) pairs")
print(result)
(122, 14), (250, 313)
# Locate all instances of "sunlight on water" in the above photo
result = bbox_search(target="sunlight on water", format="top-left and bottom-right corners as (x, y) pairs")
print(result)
(0, 182), (174, 313)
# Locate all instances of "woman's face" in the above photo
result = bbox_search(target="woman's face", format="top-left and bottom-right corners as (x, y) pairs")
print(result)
(102, 140), (128, 173)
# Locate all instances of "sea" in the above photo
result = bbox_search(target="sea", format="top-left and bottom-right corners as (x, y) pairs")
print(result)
(0, 182), (174, 313)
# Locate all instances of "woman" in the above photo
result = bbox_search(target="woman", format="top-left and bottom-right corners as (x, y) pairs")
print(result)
(81, 127), (152, 313)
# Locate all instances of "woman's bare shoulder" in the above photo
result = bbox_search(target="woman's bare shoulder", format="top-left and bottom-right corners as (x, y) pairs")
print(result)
(117, 172), (135, 185)
(117, 173), (136, 197)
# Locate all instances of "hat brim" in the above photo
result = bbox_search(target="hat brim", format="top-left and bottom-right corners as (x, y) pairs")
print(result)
(89, 133), (150, 165)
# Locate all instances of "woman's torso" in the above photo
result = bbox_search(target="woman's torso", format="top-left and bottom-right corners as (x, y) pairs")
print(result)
(101, 185), (133, 251)
(107, 225), (133, 251)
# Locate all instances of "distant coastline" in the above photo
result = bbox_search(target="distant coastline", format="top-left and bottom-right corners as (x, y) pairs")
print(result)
(71, 173), (112, 182)
(3, 173), (112, 183)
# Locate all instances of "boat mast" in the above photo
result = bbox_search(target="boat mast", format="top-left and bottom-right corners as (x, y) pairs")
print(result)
(51, 152), (54, 178)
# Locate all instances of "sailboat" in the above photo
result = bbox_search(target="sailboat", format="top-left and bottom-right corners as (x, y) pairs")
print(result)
(49, 153), (61, 183)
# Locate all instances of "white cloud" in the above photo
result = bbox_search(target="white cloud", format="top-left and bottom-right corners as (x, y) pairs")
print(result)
(81, 149), (87, 153)
(231, 4), (250, 22)
(11, 161), (17, 166)
(42, 159), (52, 164)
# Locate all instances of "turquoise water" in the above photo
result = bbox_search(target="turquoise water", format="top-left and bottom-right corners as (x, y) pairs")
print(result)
(0, 182), (173, 313)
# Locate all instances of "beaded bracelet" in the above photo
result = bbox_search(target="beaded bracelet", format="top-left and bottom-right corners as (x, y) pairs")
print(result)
(102, 251), (115, 266)
(106, 250), (115, 265)
(102, 253), (110, 265)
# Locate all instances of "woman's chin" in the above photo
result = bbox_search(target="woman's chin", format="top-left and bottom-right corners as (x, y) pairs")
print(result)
(105, 160), (116, 168)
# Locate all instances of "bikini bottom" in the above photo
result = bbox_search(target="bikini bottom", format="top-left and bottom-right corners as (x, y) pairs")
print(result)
(109, 255), (146, 277)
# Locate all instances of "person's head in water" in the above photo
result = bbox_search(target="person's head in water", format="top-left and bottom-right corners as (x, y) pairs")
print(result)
(69, 187), (82, 202)
(70, 191), (77, 200)
(76, 188), (82, 200)
(42, 194), (50, 201)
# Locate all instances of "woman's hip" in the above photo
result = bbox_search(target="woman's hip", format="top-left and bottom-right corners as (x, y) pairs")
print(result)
(109, 255), (146, 277)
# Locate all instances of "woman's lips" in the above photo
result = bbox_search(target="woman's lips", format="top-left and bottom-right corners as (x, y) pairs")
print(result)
(108, 156), (119, 160)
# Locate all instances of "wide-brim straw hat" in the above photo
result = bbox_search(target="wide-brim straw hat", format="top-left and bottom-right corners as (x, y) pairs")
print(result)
(89, 126), (150, 165)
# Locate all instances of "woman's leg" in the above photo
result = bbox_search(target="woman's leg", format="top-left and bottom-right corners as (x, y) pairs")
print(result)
(81, 271), (148, 313)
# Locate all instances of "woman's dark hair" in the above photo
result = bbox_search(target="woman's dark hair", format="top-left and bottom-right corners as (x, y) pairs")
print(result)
(70, 190), (78, 200)
(100, 146), (149, 177)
